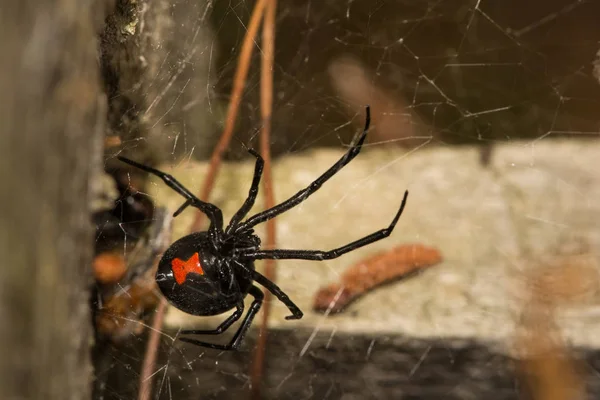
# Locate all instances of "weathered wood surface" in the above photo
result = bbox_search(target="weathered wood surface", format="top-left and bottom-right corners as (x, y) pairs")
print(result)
(0, 1), (104, 399)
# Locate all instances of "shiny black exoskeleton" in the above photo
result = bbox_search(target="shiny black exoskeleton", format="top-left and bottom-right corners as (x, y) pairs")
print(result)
(156, 232), (256, 317)
(118, 106), (409, 350)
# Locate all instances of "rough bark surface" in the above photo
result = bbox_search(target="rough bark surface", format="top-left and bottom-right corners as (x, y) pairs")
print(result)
(0, 1), (105, 399)
(100, 0), (217, 164)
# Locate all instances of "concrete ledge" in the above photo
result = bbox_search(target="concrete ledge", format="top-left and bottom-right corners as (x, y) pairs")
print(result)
(149, 139), (600, 348)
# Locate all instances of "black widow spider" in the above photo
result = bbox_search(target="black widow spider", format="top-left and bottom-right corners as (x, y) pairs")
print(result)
(118, 106), (409, 350)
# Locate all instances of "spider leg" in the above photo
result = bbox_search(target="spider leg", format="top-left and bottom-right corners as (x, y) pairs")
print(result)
(179, 286), (264, 351)
(117, 156), (225, 236)
(224, 149), (264, 235)
(241, 190), (408, 261)
(180, 303), (244, 335)
(236, 262), (303, 320)
(234, 106), (371, 234)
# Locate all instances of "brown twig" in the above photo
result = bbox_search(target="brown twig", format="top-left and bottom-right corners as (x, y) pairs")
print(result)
(250, 1), (277, 398)
(137, 3), (270, 399)
(136, 217), (173, 400)
(313, 244), (442, 313)
(189, 0), (269, 233)
(138, 298), (167, 400)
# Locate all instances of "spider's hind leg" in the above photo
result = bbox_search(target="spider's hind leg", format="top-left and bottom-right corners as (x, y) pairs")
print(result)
(180, 303), (244, 336)
(179, 286), (264, 351)
(249, 268), (303, 320)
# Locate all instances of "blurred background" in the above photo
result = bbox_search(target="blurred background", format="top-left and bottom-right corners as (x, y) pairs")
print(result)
(2, 0), (600, 399)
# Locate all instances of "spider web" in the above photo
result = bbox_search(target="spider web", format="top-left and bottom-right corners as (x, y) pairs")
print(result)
(95, 0), (600, 399)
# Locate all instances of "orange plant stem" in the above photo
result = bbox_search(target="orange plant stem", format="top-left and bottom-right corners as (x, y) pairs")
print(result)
(190, 0), (269, 232)
(250, 0), (277, 398)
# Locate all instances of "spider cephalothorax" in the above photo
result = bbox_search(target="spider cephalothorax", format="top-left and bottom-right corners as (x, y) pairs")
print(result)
(222, 229), (262, 255)
(118, 106), (409, 350)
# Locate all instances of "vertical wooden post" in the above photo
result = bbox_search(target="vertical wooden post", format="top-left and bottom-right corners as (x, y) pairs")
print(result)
(0, 1), (104, 398)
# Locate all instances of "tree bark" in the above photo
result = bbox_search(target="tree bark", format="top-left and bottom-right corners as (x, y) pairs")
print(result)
(0, 1), (105, 399)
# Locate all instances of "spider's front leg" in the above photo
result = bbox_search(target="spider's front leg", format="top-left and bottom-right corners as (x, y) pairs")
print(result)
(244, 190), (409, 261)
(234, 106), (371, 234)
(225, 149), (264, 235)
(117, 156), (225, 245)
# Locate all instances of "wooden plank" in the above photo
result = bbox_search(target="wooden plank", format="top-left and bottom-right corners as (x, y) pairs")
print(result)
(0, 1), (104, 398)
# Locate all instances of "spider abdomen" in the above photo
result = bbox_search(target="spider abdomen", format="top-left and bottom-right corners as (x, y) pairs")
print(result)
(156, 232), (254, 316)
